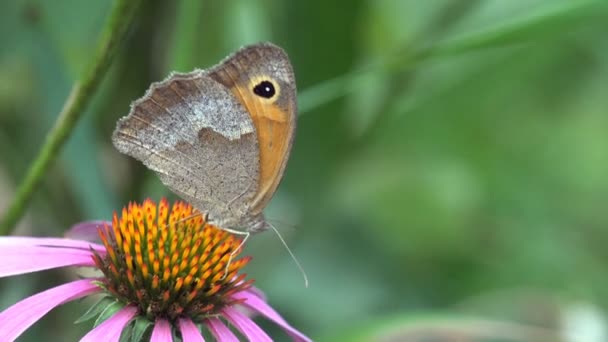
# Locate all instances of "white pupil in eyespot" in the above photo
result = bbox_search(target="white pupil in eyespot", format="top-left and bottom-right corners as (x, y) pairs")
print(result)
(253, 80), (276, 98)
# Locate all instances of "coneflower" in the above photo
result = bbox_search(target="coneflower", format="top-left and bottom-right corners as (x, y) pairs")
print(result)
(0, 199), (311, 342)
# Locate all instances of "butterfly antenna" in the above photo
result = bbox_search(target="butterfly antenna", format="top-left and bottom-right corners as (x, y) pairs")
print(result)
(268, 222), (309, 288)
(267, 218), (298, 230)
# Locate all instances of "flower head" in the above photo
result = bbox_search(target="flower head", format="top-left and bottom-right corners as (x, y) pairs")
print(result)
(0, 199), (311, 342)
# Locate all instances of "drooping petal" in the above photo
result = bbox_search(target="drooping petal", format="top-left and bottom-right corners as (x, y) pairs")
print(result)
(222, 307), (272, 342)
(178, 318), (205, 342)
(0, 278), (101, 341)
(206, 317), (238, 342)
(65, 220), (110, 243)
(230, 285), (266, 318)
(151, 318), (173, 342)
(233, 290), (312, 342)
(0, 236), (105, 252)
(245, 286), (267, 301)
(80, 305), (138, 342)
(0, 246), (97, 277)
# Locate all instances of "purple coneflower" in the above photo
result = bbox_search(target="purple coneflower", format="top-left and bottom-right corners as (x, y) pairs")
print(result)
(0, 199), (311, 341)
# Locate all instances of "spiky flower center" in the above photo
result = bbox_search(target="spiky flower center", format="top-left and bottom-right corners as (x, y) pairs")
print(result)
(93, 199), (252, 322)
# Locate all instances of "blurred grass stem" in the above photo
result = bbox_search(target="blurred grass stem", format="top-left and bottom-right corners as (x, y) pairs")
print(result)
(298, 0), (599, 115)
(0, 0), (143, 234)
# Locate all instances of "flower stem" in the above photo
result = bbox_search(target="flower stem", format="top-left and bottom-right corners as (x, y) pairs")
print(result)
(0, 0), (143, 235)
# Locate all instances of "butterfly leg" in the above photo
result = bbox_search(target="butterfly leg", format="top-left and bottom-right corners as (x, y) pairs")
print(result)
(218, 227), (250, 281)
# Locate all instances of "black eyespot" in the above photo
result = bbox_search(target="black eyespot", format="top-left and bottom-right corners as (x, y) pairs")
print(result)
(253, 80), (276, 99)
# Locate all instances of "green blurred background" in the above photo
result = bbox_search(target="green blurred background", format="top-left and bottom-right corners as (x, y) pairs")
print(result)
(1, 0), (608, 341)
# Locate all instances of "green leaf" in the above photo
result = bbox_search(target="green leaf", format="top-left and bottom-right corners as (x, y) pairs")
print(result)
(74, 296), (116, 324)
(119, 322), (133, 342)
(94, 300), (125, 328)
(130, 316), (153, 342)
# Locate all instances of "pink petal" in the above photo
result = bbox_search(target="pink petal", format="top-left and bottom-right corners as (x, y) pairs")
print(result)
(0, 246), (97, 277)
(65, 220), (110, 243)
(151, 318), (173, 342)
(0, 236), (105, 252)
(233, 290), (312, 342)
(178, 318), (205, 342)
(206, 318), (238, 342)
(222, 307), (271, 342)
(80, 305), (138, 342)
(243, 286), (267, 301)
(0, 278), (101, 341)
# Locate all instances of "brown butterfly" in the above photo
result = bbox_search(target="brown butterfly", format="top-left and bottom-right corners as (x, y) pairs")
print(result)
(112, 43), (297, 234)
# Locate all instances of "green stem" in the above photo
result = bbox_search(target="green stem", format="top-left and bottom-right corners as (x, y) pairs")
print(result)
(0, 0), (143, 235)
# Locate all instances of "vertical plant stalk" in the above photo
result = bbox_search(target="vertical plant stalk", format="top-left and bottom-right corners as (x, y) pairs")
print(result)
(0, 0), (143, 234)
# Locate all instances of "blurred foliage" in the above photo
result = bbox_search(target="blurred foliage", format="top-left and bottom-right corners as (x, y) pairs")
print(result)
(1, 0), (608, 341)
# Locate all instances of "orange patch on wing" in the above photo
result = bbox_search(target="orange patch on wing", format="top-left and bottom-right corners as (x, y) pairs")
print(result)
(261, 105), (288, 122)
(231, 84), (292, 211)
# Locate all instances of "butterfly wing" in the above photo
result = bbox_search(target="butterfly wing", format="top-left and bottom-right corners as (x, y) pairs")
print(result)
(208, 43), (297, 217)
(112, 71), (260, 227)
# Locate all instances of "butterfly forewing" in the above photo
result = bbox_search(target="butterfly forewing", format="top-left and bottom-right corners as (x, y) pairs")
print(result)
(112, 72), (260, 228)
